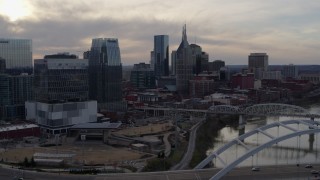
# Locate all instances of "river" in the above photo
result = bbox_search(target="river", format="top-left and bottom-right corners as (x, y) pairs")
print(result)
(207, 104), (320, 168)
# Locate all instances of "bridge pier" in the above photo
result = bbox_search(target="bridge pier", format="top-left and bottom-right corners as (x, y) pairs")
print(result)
(239, 115), (246, 126)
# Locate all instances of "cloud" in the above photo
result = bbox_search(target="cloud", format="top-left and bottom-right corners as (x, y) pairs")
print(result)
(0, 0), (319, 65)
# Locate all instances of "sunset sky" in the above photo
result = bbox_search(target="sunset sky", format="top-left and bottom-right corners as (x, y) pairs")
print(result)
(0, 0), (319, 65)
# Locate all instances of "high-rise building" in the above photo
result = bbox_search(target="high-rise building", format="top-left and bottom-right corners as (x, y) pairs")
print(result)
(154, 35), (169, 78)
(282, 64), (298, 79)
(171, 50), (177, 75)
(190, 44), (209, 75)
(248, 53), (269, 80)
(150, 51), (155, 70)
(0, 38), (32, 70)
(209, 60), (225, 72)
(83, 50), (90, 59)
(33, 53), (88, 103)
(0, 57), (5, 73)
(0, 73), (33, 120)
(26, 53), (96, 134)
(176, 24), (194, 95)
(88, 38), (125, 111)
(130, 63), (155, 89)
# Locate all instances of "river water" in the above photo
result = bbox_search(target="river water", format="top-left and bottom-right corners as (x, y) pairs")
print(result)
(207, 104), (320, 168)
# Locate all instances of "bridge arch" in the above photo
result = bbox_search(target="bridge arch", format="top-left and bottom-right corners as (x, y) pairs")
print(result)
(243, 103), (310, 117)
(194, 119), (320, 180)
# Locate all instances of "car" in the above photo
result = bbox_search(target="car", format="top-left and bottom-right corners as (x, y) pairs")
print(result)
(311, 170), (319, 174)
(251, 167), (260, 171)
(305, 164), (313, 168)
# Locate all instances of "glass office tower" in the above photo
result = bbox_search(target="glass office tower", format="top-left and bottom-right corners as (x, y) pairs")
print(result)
(89, 38), (125, 111)
(154, 35), (169, 79)
(0, 38), (32, 69)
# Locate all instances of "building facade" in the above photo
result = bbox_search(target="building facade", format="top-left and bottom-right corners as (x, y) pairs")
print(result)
(0, 38), (32, 70)
(130, 63), (155, 89)
(176, 25), (194, 95)
(300, 73), (320, 84)
(88, 38), (125, 111)
(171, 50), (177, 76)
(0, 57), (5, 73)
(209, 60), (225, 72)
(190, 44), (209, 74)
(150, 51), (155, 70)
(231, 73), (254, 89)
(282, 64), (298, 79)
(189, 76), (215, 98)
(262, 71), (282, 80)
(33, 54), (89, 103)
(154, 35), (169, 78)
(26, 53), (96, 134)
(248, 53), (268, 79)
(0, 73), (33, 120)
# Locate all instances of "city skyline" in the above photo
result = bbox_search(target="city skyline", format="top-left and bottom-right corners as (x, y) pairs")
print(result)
(0, 0), (320, 65)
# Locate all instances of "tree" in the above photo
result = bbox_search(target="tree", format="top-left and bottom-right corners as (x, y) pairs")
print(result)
(24, 157), (29, 167)
(30, 157), (36, 167)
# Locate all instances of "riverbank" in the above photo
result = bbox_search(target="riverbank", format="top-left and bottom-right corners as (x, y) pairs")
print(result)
(189, 115), (238, 168)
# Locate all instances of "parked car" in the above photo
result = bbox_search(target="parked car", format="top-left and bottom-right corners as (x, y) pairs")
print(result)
(251, 167), (260, 171)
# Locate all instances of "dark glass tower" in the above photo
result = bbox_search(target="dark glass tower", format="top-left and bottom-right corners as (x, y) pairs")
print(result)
(89, 38), (125, 111)
(176, 25), (194, 95)
(154, 35), (169, 79)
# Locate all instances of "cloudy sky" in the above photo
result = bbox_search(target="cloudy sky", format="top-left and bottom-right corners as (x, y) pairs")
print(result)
(0, 0), (319, 65)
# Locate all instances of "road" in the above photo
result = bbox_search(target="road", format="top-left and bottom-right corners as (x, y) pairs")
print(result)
(1, 164), (320, 180)
(171, 119), (204, 170)
(0, 166), (94, 180)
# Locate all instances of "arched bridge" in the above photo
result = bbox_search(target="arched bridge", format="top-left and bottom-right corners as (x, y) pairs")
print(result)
(139, 103), (320, 119)
(209, 103), (316, 118)
(194, 119), (320, 180)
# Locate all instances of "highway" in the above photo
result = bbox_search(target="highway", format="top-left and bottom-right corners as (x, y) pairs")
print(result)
(171, 119), (204, 170)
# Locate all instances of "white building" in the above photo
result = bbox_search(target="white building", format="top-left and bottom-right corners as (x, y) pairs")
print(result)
(300, 74), (320, 84)
(262, 71), (282, 80)
(25, 101), (97, 135)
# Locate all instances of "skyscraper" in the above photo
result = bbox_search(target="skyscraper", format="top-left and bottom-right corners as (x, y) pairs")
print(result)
(0, 73), (33, 120)
(150, 51), (155, 70)
(248, 53), (268, 71)
(171, 50), (177, 75)
(190, 44), (209, 74)
(0, 38), (32, 70)
(154, 35), (169, 79)
(176, 24), (194, 95)
(248, 53), (269, 79)
(89, 38), (125, 111)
